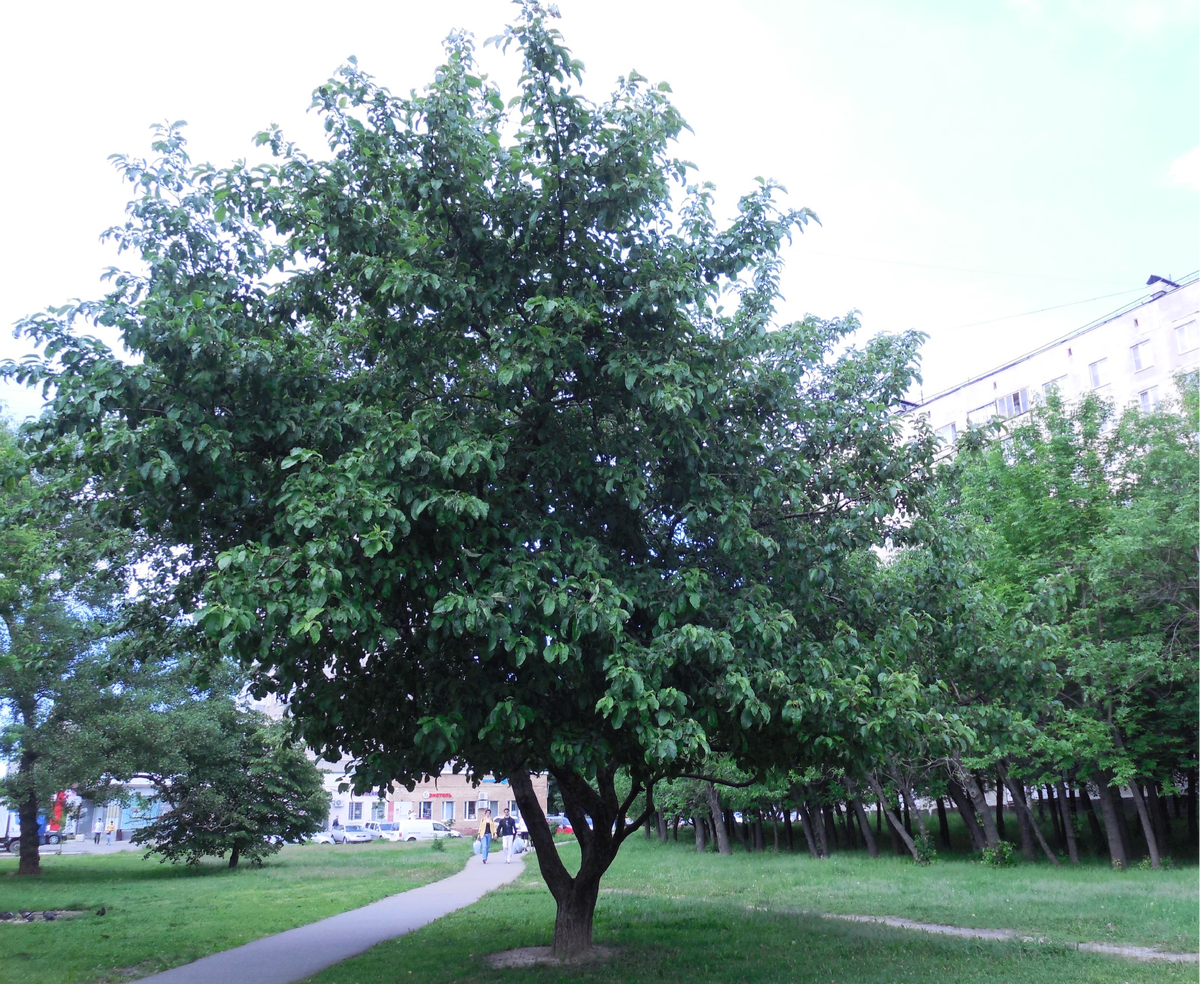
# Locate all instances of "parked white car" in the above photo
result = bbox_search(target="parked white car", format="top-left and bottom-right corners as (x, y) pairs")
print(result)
(340, 824), (375, 844)
(395, 819), (461, 841)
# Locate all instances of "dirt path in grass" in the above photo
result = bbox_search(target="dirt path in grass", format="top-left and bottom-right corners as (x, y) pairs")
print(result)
(818, 912), (1198, 963)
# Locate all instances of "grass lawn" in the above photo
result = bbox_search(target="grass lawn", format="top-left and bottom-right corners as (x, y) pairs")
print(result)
(302, 837), (1197, 984)
(0, 839), (470, 984)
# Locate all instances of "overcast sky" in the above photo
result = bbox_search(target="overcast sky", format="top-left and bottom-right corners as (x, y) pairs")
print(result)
(2, 0), (1196, 422)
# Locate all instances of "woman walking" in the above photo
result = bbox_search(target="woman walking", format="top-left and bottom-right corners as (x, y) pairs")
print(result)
(476, 809), (496, 864)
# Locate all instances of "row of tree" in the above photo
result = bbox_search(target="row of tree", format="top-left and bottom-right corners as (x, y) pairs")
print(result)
(642, 386), (1198, 870)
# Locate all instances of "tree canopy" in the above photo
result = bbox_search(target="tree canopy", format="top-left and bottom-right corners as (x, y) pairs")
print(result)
(6, 2), (933, 951)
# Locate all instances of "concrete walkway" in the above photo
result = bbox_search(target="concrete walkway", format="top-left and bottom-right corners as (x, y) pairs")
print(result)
(135, 853), (526, 984)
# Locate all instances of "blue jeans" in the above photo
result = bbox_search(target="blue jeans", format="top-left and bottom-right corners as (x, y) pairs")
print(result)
(481, 833), (492, 861)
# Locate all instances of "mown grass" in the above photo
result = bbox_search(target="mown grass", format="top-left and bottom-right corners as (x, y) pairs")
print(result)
(304, 837), (1197, 984)
(0, 839), (470, 984)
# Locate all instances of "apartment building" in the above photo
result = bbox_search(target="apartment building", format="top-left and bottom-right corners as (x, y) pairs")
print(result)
(909, 274), (1199, 446)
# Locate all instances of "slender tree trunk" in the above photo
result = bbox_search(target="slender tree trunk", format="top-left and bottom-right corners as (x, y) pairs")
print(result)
(1035, 785), (1046, 823)
(693, 812), (707, 853)
(875, 798), (883, 836)
(1092, 770), (1128, 869)
(995, 772), (1006, 839)
(657, 810), (669, 843)
(753, 810), (765, 852)
(1055, 780), (1079, 864)
(771, 808), (780, 852)
(808, 800), (829, 858)
(672, 815), (679, 842)
(850, 797), (880, 858)
(1146, 783), (1169, 852)
(796, 803), (819, 858)
(645, 783), (655, 841)
(1078, 783), (1104, 854)
(228, 844), (241, 869)
(736, 812), (751, 851)
(1045, 784), (1064, 847)
(867, 774), (920, 861)
(999, 767), (1061, 867)
(16, 785), (42, 877)
(706, 783), (732, 856)
(936, 797), (951, 849)
(964, 771), (1001, 848)
(1007, 781), (1035, 860)
(902, 798), (912, 836)
(946, 776), (986, 851)
(822, 804), (838, 851)
(1189, 770), (1198, 845)
(896, 777), (930, 844)
(783, 808), (794, 852)
(1125, 781), (1161, 869)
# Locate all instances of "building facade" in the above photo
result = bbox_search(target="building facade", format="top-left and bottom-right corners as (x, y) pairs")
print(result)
(910, 275), (1199, 447)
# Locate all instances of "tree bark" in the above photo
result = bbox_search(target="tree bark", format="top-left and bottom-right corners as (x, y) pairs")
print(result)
(1055, 780), (1079, 864)
(1077, 783), (1105, 853)
(644, 783), (655, 841)
(822, 804), (838, 851)
(783, 808), (794, 852)
(15, 741), (42, 877)
(962, 770), (1001, 848)
(850, 796), (880, 858)
(753, 810), (765, 853)
(999, 766), (1060, 867)
(1146, 783), (1169, 852)
(693, 812), (707, 853)
(706, 783), (732, 856)
(994, 772), (1006, 839)
(797, 803), (819, 858)
(867, 774), (920, 862)
(936, 797), (951, 849)
(1189, 769), (1198, 845)
(1007, 779), (1036, 860)
(1124, 781), (1160, 869)
(946, 776), (986, 851)
(1091, 770), (1128, 869)
(1045, 785), (1064, 847)
(228, 844), (241, 869)
(896, 776), (930, 844)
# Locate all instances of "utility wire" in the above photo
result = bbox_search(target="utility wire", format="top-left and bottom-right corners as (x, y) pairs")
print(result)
(793, 248), (1128, 286)
(945, 287), (1148, 331)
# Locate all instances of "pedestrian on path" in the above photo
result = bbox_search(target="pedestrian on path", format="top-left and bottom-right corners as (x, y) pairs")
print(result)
(93, 816), (104, 845)
(104, 820), (115, 845)
(476, 810), (496, 864)
(495, 808), (519, 863)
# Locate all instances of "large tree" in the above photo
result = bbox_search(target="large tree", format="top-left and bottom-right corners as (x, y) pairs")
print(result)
(6, 3), (932, 953)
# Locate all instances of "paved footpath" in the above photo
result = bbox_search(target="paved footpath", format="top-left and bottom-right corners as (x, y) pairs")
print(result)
(135, 853), (525, 984)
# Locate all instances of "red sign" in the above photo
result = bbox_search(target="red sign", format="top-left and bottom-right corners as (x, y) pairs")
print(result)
(427, 792), (452, 798)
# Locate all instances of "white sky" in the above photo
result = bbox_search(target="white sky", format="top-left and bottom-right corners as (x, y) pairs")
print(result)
(1, 0), (1196, 422)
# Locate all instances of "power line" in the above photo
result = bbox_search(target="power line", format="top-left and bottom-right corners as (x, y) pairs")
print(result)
(793, 248), (1129, 286)
(945, 287), (1148, 331)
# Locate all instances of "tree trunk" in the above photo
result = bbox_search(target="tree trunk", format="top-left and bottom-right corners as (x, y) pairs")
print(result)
(771, 808), (780, 852)
(809, 800), (829, 857)
(850, 797), (880, 858)
(1045, 785), (1064, 847)
(1125, 781), (1160, 869)
(657, 810), (669, 843)
(1146, 783), (1169, 852)
(995, 772), (1006, 839)
(875, 799), (883, 836)
(963, 771), (1001, 848)
(706, 783), (732, 856)
(672, 814), (679, 842)
(867, 774), (920, 862)
(693, 812), (707, 853)
(1078, 783), (1105, 853)
(736, 812), (751, 851)
(1189, 770), (1198, 845)
(1055, 780), (1079, 864)
(1091, 770), (1128, 869)
(999, 767), (1060, 867)
(783, 808), (794, 852)
(753, 811), (765, 853)
(1007, 780), (1036, 860)
(902, 798), (912, 836)
(946, 776), (986, 851)
(228, 844), (241, 869)
(797, 803), (819, 858)
(822, 804), (838, 850)
(16, 782), (42, 877)
(896, 777), (930, 844)
(645, 783), (655, 841)
(839, 800), (856, 848)
(936, 797), (951, 849)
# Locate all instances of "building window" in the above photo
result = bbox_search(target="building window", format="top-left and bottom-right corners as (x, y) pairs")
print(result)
(967, 403), (996, 427)
(934, 422), (957, 445)
(418, 801), (432, 819)
(1088, 359), (1108, 388)
(349, 802), (363, 821)
(442, 801), (455, 821)
(1138, 387), (1159, 412)
(1177, 321), (1199, 353)
(1042, 376), (1068, 401)
(996, 388), (1029, 418)
(1130, 341), (1154, 372)
(465, 801), (477, 820)
(371, 801), (386, 821)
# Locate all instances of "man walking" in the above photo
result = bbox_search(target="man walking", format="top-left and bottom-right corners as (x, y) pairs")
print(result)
(496, 808), (519, 863)
(93, 815), (104, 845)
